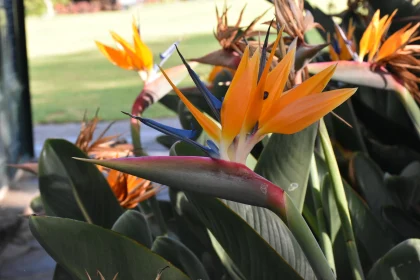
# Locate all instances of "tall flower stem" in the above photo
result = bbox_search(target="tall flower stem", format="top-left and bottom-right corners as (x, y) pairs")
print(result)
(396, 86), (420, 140)
(309, 153), (336, 273)
(319, 119), (364, 280)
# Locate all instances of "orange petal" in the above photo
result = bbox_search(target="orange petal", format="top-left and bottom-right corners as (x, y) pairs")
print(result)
(220, 46), (253, 146)
(260, 44), (296, 125)
(260, 88), (357, 135)
(327, 33), (339, 61)
(242, 31), (283, 134)
(359, 10), (380, 61)
(159, 67), (221, 142)
(110, 31), (143, 70)
(264, 64), (337, 120)
(377, 22), (419, 61)
(368, 14), (389, 61)
(95, 41), (133, 70)
(335, 25), (353, 60)
(131, 19), (154, 70)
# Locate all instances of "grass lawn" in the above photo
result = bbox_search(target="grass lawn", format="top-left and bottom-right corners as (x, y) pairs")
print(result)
(30, 33), (219, 123)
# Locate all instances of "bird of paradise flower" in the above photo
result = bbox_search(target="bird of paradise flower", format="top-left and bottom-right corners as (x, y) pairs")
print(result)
(124, 26), (357, 164)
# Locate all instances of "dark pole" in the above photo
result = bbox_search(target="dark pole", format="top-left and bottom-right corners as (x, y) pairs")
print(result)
(12, 0), (34, 158)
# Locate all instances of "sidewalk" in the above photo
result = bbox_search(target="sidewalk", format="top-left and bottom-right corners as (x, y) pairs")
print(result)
(0, 118), (180, 280)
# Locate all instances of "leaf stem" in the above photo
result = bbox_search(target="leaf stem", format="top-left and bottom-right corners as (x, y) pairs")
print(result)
(309, 153), (336, 274)
(319, 119), (364, 280)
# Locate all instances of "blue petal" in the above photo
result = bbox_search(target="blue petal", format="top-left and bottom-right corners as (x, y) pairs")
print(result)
(122, 112), (219, 158)
(332, 38), (341, 54)
(258, 21), (273, 82)
(206, 140), (220, 154)
(175, 46), (222, 121)
(160, 42), (179, 61)
(159, 42), (179, 68)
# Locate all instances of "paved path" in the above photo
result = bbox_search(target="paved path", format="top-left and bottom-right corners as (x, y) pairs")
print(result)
(0, 118), (180, 280)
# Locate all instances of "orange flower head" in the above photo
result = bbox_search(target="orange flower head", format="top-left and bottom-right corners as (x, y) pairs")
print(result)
(106, 169), (162, 208)
(358, 9), (420, 100)
(328, 20), (357, 61)
(144, 27), (357, 164)
(96, 17), (153, 81)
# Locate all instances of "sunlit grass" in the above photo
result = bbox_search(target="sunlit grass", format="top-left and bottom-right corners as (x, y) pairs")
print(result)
(30, 34), (218, 123)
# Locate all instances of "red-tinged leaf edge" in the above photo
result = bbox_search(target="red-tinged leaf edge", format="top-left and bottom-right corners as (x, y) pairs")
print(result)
(74, 156), (285, 212)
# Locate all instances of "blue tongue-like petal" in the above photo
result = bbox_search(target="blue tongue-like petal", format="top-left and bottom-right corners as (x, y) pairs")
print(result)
(123, 112), (219, 158)
(175, 45), (222, 121)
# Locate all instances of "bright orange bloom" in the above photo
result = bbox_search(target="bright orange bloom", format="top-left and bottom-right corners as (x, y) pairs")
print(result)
(328, 19), (356, 61)
(95, 17), (153, 81)
(160, 31), (357, 163)
(106, 169), (162, 209)
(358, 9), (420, 99)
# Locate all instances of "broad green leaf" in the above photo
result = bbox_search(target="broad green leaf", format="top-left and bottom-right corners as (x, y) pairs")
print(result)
(172, 144), (314, 279)
(329, 100), (367, 153)
(76, 147), (335, 280)
(255, 124), (317, 213)
(39, 139), (123, 228)
(349, 153), (395, 219)
(171, 190), (233, 280)
(30, 195), (44, 213)
(386, 161), (420, 211)
(30, 216), (189, 280)
(322, 176), (395, 276)
(152, 236), (210, 280)
(383, 207), (420, 240)
(187, 193), (309, 280)
(112, 210), (153, 248)
(367, 239), (420, 280)
(53, 265), (73, 280)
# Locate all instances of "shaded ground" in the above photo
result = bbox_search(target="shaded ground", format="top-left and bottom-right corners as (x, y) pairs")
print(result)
(0, 118), (180, 280)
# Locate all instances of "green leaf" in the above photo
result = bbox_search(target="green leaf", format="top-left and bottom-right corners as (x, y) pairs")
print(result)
(171, 144), (313, 279)
(322, 175), (395, 276)
(76, 146), (335, 280)
(111, 210), (153, 248)
(53, 265), (73, 280)
(383, 207), (420, 240)
(386, 161), (420, 211)
(152, 236), (210, 280)
(30, 195), (44, 213)
(349, 153), (395, 219)
(367, 239), (420, 280)
(187, 194), (310, 280)
(255, 124), (317, 213)
(30, 216), (189, 280)
(39, 139), (123, 228)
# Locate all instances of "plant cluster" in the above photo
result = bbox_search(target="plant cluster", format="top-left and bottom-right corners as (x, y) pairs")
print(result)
(19, 0), (420, 279)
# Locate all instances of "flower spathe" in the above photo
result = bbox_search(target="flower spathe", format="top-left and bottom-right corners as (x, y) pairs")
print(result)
(128, 29), (357, 164)
(95, 17), (153, 81)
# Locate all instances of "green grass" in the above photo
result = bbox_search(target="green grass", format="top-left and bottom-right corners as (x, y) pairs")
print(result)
(30, 33), (219, 123)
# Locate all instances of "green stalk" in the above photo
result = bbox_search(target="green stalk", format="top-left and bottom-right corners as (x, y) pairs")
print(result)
(131, 122), (167, 235)
(395, 87), (420, 140)
(319, 119), (364, 280)
(309, 153), (336, 274)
